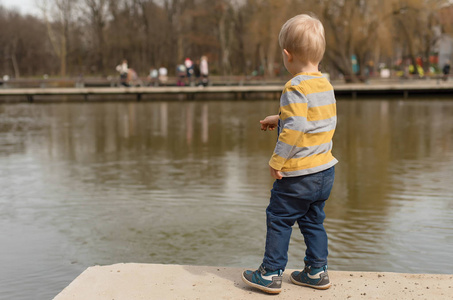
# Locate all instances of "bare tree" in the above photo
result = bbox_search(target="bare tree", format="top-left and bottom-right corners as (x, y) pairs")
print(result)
(82, 0), (109, 74)
(0, 6), (50, 77)
(38, 0), (78, 77)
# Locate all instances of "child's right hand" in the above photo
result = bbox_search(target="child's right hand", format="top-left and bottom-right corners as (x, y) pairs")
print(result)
(260, 115), (279, 131)
(269, 166), (283, 179)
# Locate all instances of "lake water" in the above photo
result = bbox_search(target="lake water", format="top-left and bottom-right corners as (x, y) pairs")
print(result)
(1, 99), (453, 299)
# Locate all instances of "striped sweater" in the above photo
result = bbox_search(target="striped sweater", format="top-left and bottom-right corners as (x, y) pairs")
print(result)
(269, 72), (338, 177)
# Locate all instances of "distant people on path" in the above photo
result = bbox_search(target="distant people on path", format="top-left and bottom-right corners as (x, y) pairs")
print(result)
(116, 59), (129, 86)
(200, 55), (209, 87)
(176, 64), (186, 86)
(158, 66), (168, 86)
(443, 60), (450, 81)
(408, 63), (424, 78)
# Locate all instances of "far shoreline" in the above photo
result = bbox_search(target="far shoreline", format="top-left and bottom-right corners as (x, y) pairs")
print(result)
(1, 79), (453, 103)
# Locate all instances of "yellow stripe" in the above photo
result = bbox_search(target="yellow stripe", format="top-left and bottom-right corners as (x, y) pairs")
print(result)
(269, 153), (286, 170)
(301, 78), (334, 95)
(278, 128), (335, 148)
(308, 103), (336, 121)
(280, 103), (336, 121)
(270, 151), (335, 171)
(280, 103), (307, 120)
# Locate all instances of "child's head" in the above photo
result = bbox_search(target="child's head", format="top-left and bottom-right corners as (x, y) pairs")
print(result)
(279, 14), (325, 65)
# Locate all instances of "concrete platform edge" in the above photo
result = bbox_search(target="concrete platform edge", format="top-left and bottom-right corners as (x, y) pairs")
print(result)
(53, 263), (453, 300)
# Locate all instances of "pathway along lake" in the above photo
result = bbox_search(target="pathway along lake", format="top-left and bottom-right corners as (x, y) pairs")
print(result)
(1, 99), (453, 299)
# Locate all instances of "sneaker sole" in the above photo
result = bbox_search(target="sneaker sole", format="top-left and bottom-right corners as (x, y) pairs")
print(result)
(290, 275), (331, 290)
(241, 273), (282, 294)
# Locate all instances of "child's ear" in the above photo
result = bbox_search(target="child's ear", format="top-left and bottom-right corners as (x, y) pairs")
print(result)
(283, 49), (293, 62)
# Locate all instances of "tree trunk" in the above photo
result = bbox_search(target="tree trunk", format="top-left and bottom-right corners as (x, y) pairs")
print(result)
(60, 36), (66, 77)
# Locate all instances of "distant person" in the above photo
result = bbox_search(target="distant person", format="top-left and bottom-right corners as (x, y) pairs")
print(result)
(241, 14), (337, 294)
(200, 55), (209, 86)
(176, 64), (186, 86)
(148, 67), (159, 86)
(116, 59), (129, 87)
(443, 60), (450, 81)
(184, 58), (194, 85)
(127, 68), (141, 87)
(158, 66), (168, 86)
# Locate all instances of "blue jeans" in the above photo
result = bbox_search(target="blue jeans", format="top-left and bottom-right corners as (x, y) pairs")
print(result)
(262, 166), (335, 272)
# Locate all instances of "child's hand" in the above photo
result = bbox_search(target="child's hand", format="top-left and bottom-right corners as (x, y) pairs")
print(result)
(260, 115), (279, 131)
(269, 166), (283, 179)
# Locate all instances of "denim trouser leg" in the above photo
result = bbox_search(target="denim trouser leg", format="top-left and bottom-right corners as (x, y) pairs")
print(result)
(262, 166), (335, 272)
(297, 202), (328, 268)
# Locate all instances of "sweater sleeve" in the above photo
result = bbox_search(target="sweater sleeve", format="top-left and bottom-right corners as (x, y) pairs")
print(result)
(269, 85), (308, 170)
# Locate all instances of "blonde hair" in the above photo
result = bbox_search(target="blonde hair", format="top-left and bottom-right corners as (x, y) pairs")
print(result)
(279, 14), (326, 64)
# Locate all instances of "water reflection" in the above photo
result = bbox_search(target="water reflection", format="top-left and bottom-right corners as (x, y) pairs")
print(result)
(0, 99), (453, 299)
(326, 100), (453, 273)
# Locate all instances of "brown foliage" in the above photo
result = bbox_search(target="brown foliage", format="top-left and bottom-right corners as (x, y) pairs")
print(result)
(0, 0), (451, 81)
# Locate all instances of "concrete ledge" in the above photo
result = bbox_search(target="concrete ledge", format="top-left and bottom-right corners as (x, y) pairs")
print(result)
(53, 263), (453, 299)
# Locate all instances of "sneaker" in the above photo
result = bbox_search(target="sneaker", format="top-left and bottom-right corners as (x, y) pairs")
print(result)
(242, 265), (283, 294)
(290, 265), (331, 289)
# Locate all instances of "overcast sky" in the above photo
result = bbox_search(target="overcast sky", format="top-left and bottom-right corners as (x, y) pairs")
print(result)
(1, 0), (40, 16)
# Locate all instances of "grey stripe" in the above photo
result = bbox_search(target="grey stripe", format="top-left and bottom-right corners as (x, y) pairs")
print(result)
(305, 116), (337, 134)
(282, 116), (336, 134)
(274, 140), (333, 160)
(281, 158), (338, 177)
(306, 90), (336, 108)
(274, 140), (296, 159)
(280, 116), (307, 133)
(290, 74), (325, 86)
(291, 142), (333, 159)
(281, 86), (335, 107)
(280, 89), (308, 106)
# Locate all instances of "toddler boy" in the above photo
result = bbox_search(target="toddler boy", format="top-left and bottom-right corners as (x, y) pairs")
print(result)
(242, 14), (337, 294)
